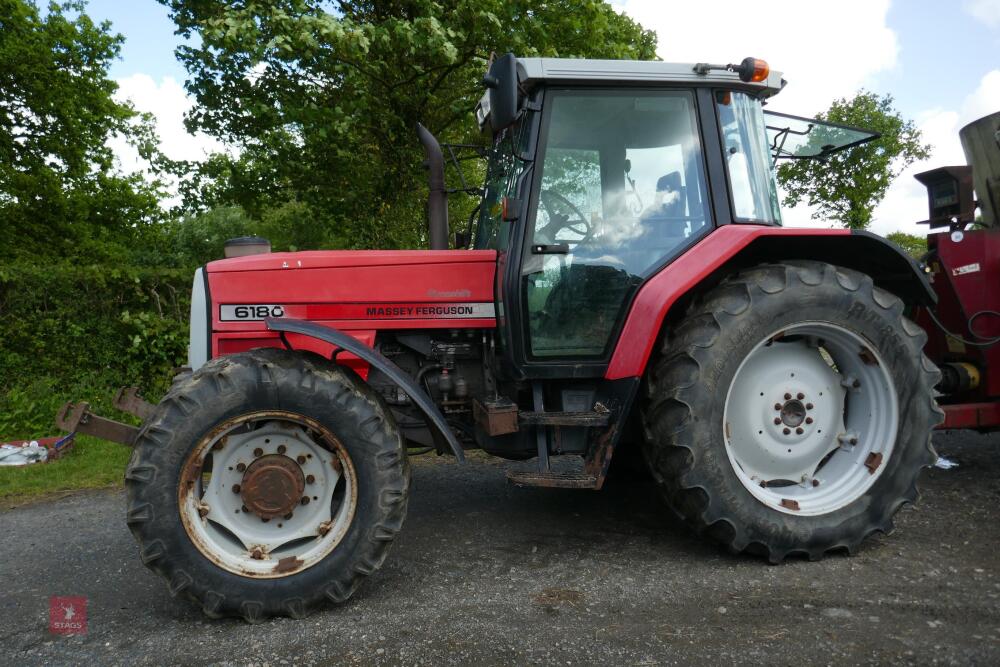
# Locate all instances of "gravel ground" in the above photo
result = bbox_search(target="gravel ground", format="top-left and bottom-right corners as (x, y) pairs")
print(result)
(1, 429), (998, 666)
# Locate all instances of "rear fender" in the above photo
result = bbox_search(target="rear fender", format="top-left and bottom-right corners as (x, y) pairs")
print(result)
(607, 226), (934, 380)
(265, 318), (465, 462)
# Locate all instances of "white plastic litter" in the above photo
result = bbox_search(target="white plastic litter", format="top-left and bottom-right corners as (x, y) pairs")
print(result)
(0, 441), (49, 466)
(934, 456), (958, 470)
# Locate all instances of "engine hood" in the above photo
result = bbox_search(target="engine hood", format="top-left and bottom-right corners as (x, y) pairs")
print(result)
(206, 249), (498, 332)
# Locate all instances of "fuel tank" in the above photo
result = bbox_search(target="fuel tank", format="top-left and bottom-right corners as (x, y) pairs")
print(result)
(203, 249), (497, 370)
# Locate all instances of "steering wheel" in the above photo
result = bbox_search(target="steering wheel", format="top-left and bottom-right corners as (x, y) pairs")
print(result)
(537, 190), (594, 245)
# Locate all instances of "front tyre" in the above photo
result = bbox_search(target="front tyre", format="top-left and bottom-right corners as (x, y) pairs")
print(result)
(125, 348), (409, 621)
(642, 262), (943, 562)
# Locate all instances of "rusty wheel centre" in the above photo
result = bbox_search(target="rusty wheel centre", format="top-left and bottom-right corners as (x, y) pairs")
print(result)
(179, 414), (357, 579)
(240, 455), (306, 519)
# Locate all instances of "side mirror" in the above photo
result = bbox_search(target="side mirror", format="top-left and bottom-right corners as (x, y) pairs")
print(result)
(482, 53), (520, 132)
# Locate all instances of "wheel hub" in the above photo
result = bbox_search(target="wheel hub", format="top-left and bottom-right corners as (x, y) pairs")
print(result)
(723, 323), (899, 516)
(780, 399), (807, 428)
(180, 416), (358, 579)
(240, 454), (305, 519)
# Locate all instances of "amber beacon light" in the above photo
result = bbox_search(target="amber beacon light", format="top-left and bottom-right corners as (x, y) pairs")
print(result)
(733, 57), (769, 82)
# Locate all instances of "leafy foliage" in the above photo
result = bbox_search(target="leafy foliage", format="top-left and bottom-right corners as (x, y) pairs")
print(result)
(0, 0), (166, 260)
(0, 262), (191, 437)
(885, 231), (927, 259)
(158, 0), (657, 248)
(776, 91), (930, 229)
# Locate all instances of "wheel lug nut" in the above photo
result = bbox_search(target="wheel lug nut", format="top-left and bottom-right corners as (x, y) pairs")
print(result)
(784, 393), (791, 400)
(783, 427), (791, 435)
(261, 517), (270, 523)
(806, 403), (814, 410)
(236, 463), (246, 472)
(232, 484), (241, 494)
(277, 445), (287, 454)
(297, 455), (307, 464)
(774, 403), (782, 411)
(805, 417), (813, 425)
(253, 447), (263, 457)
(241, 504), (249, 513)
(795, 427), (804, 434)
(306, 474), (315, 484)
(796, 392), (804, 400)
(301, 496), (310, 505)
(774, 417), (782, 425)
(812, 479), (820, 487)
(284, 512), (293, 520)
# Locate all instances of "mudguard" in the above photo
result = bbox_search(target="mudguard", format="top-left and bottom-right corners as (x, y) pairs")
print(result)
(606, 225), (935, 380)
(265, 317), (465, 462)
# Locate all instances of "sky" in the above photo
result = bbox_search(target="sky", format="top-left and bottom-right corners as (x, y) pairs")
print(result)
(89, 0), (1000, 236)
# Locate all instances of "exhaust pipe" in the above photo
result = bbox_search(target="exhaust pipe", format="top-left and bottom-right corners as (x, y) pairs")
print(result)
(417, 123), (449, 250)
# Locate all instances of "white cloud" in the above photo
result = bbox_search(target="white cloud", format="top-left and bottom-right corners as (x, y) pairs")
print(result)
(966, 0), (1000, 28)
(870, 69), (1000, 236)
(614, 0), (899, 116)
(112, 73), (225, 168)
(109, 74), (228, 206)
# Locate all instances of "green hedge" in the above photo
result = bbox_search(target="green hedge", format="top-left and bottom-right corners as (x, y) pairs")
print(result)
(0, 262), (193, 439)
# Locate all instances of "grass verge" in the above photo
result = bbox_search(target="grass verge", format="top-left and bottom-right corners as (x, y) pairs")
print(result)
(0, 436), (130, 507)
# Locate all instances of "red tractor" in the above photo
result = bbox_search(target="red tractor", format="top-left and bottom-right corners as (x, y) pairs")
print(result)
(59, 55), (1000, 622)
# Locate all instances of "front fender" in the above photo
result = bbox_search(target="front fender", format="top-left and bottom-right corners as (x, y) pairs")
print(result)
(265, 318), (465, 462)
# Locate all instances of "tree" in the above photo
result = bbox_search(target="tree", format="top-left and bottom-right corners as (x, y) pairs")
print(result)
(0, 0), (164, 259)
(158, 0), (657, 249)
(777, 91), (930, 230)
(885, 231), (927, 259)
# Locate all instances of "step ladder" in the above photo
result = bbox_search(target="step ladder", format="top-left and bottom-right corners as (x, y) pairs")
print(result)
(504, 383), (615, 490)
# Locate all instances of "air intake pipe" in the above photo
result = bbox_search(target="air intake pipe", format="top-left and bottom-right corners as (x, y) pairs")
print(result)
(417, 123), (449, 250)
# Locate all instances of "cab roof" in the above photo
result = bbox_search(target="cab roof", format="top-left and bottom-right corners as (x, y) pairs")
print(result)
(516, 57), (785, 98)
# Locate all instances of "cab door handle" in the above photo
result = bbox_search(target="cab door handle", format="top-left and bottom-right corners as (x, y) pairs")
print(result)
(531, 244), (569, 254)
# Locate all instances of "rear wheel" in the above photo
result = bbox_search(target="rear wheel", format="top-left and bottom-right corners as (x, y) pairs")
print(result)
(125, 348), (409, 621)
(642, 261), (943, 562)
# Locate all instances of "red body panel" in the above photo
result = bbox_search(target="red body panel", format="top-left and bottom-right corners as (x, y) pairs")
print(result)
(605, 225), (852, 380)
(916, 230), (1000, 398)
(207, 249), (497, 377)
(940, 402), (1000, 430)
(915, 229), (1000, 430)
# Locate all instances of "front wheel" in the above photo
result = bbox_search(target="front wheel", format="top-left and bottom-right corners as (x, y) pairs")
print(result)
(125, 348), (409, 621)
(642, 261), (943, 562)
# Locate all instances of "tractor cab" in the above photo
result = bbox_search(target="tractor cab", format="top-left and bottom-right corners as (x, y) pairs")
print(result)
(469, 55), (853, 378)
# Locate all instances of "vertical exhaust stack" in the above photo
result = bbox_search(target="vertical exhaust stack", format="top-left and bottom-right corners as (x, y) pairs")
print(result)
(417, 123), (449, 250)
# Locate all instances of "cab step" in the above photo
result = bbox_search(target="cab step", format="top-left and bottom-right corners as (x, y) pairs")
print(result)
(505, 470), (600, 489)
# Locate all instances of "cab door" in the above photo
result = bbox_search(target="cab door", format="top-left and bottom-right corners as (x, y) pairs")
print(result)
(509, 88), (714, 375)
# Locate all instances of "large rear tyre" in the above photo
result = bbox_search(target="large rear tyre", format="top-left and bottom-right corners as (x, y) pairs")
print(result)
(125, 348), (409, 621)
(642, 261), (943, 562)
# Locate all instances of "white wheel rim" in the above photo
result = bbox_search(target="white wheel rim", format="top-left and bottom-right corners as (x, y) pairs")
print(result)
(722, 322), (898, 516)
(178, 412), (357, 578)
